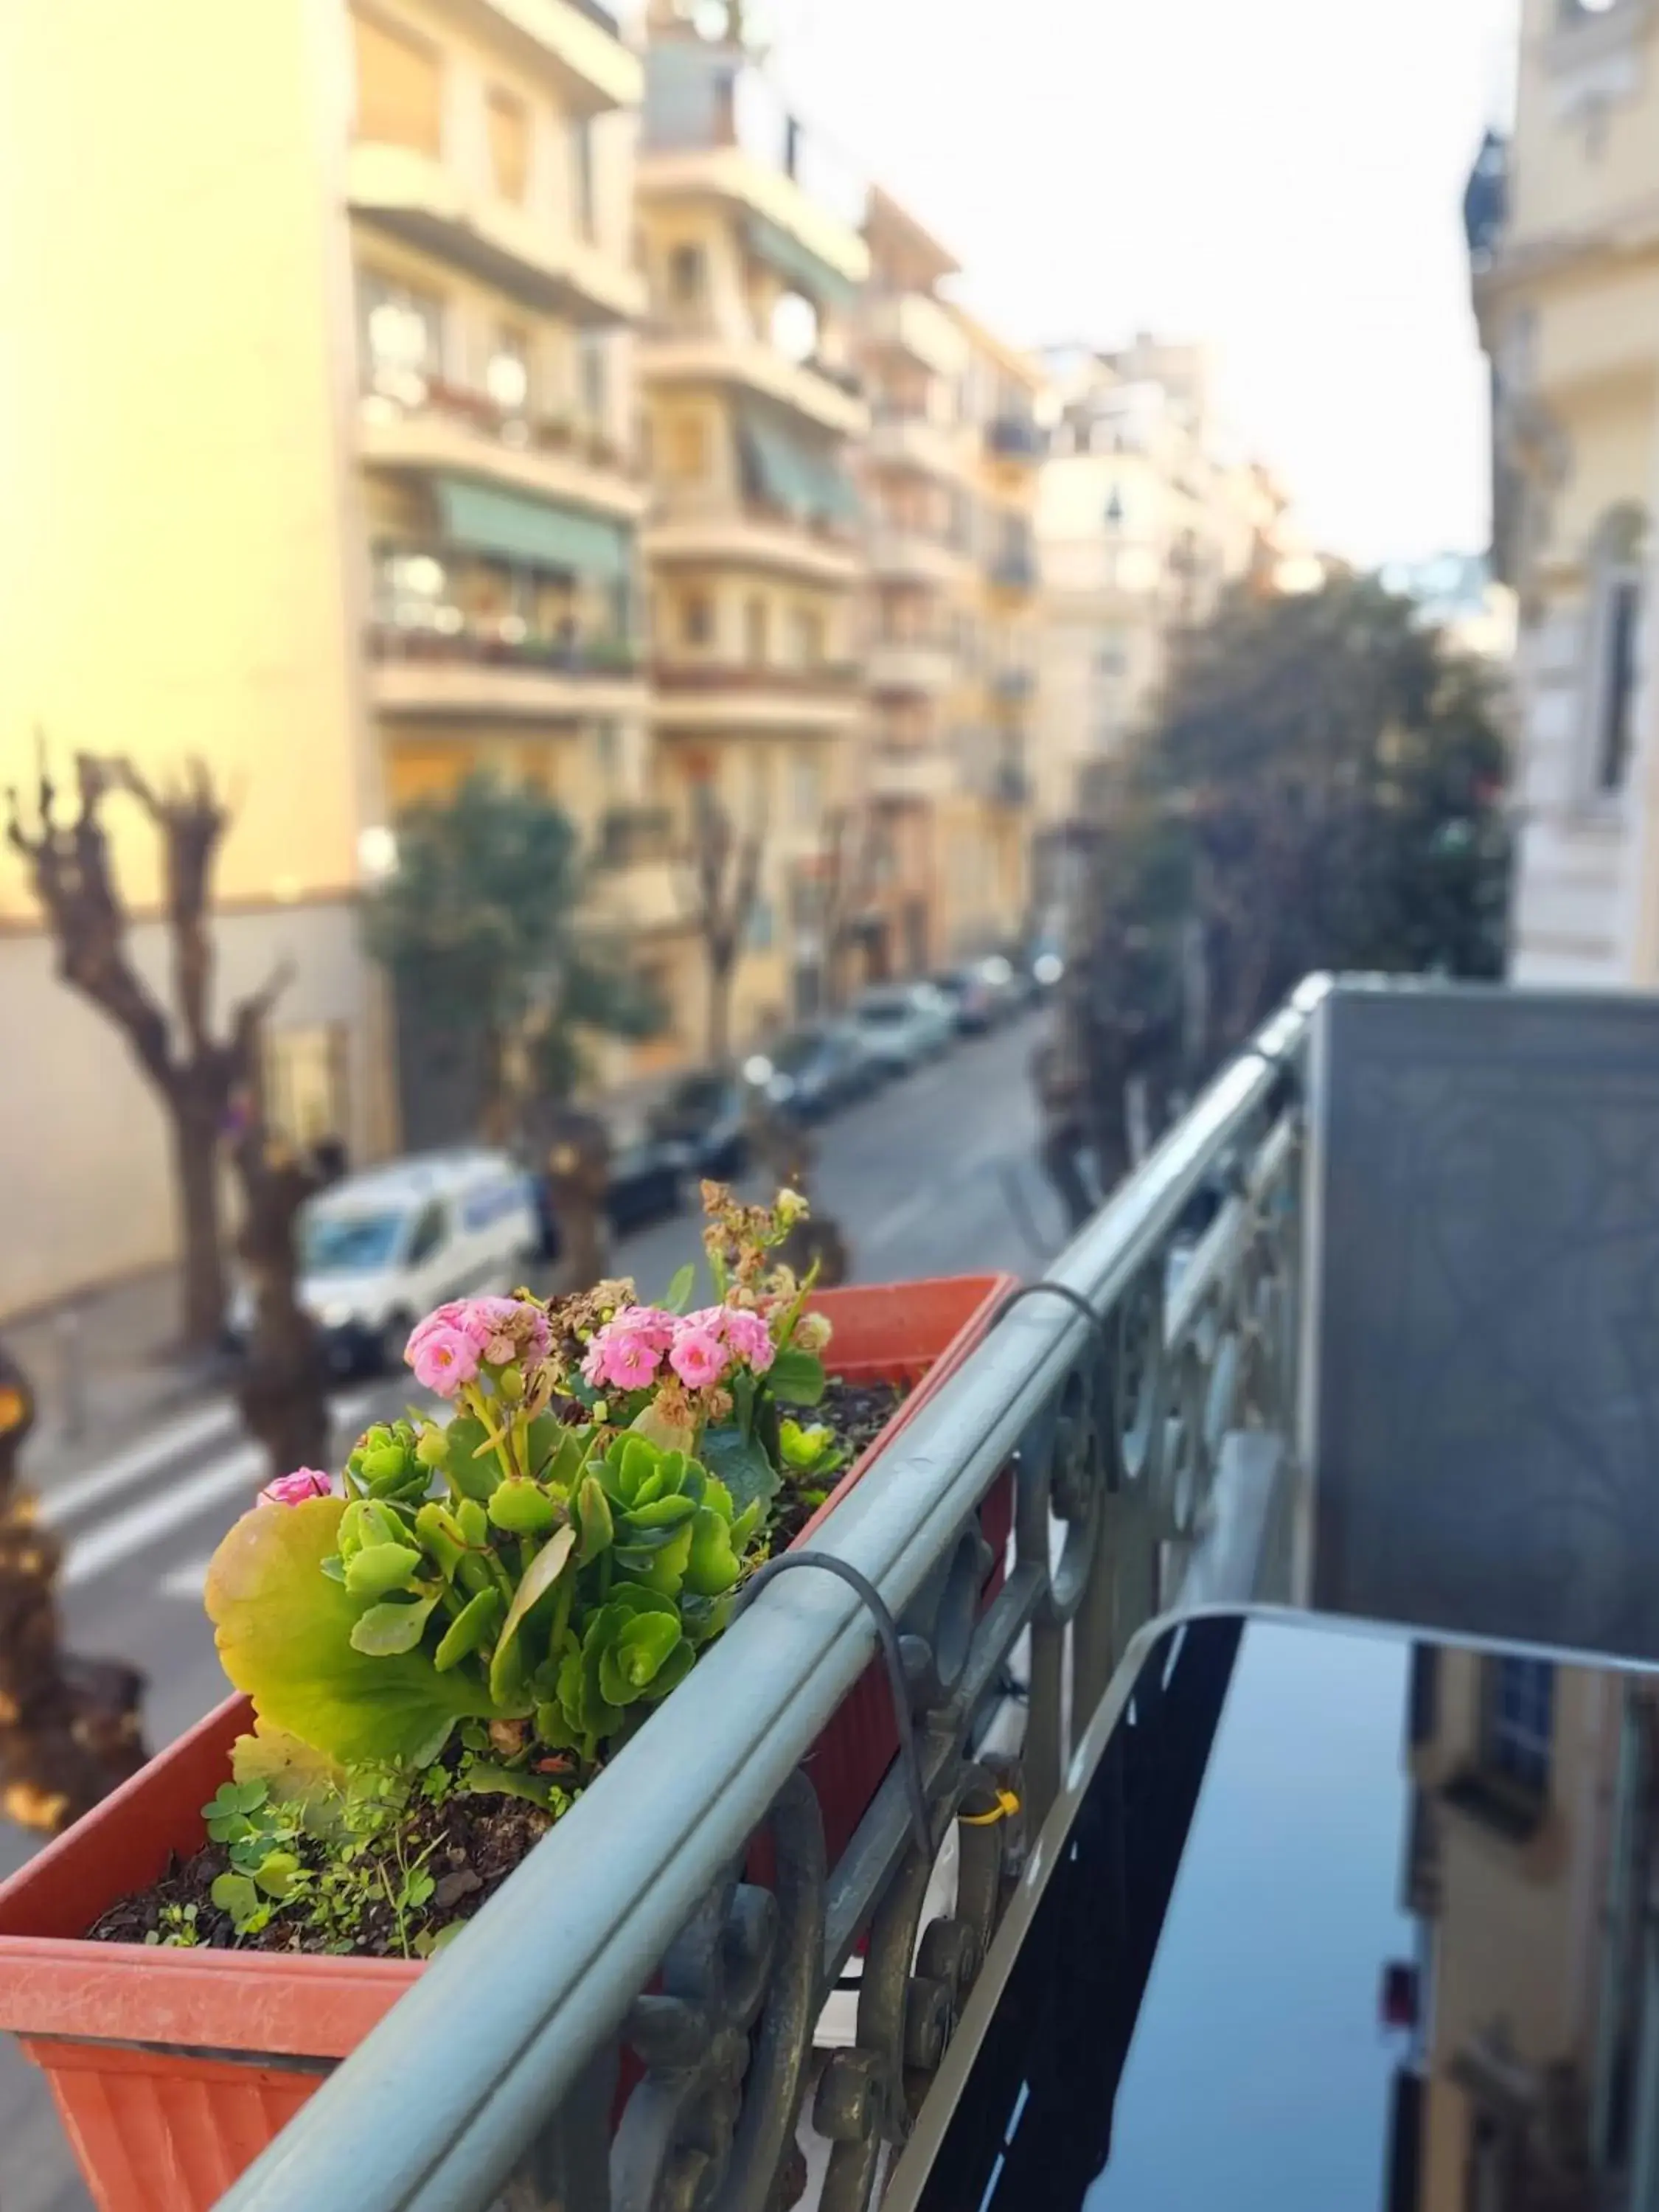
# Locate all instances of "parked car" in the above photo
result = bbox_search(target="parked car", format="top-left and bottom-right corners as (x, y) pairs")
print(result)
(933, 966), (998, 1034)
(849, 983), (956, 1074)
(230, 1150), (540, 1375)
(974, 953), (1025, 1023)
(604, 1138), (688, 1232)
(744, 1020), (876, 1120)
(644, 1070), (748, 1179)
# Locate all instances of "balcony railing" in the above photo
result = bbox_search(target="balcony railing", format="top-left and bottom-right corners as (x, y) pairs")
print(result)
(650, 659), (863, 695)
(218, 977), (1325, 2212)
(368, 625), (641, 677)
(987, 549), (1039, 592)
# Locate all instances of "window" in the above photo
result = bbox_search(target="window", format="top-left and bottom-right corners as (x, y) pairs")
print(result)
(359, 272), (443, 400)
(1587, 507), (1647, 796)
(1483, 1657), (1554, 1796)
(747, 896), (776, 951)
(263, 1025), (349, 1150)
(1095, 634), (1126, 678)
(352, 9), (442, 156)
(770, 290), (818, 364)
(667, 414), (708, 480)
(578, 332), (608, 428)
(668, 243), (706, 305)
(375, 548), (451, 629)
(406, 1201), (448, 1266)
(594, 720), (621, 789)
(484, 327), (530, 414)
(745, 595), (770, 665)
(574, 116), (597, 241)
(788, 608), (825, 666)
(680, 591), (713, 647)
(790, 752), (821, 826)
(486, 85), (530, 203)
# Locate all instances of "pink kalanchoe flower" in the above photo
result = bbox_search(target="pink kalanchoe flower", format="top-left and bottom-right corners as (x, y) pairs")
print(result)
(718, 1305), (776, 1374)
(260, 1467), (335, 1507)
(410, 1324), (481, 1398)
(669, 1324), (729, 1390)
(582, 1329), (664, 1391)
(613, 1305), (678, 1354)
(405, 1301), (470, 1365)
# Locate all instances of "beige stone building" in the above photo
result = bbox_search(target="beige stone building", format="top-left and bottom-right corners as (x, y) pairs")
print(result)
(854, 195), (1046, 974)
(1032, 340), (1290, 839)
(1470, 0), (1659, 987)
(0, 0), (653, 1312)
(635, 6), (870, 1047)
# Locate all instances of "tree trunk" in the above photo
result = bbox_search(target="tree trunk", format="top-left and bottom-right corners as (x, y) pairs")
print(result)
(233, 1143), (332, 1482)
(706, 955), (734, 1070)
(173, 1096), (226, 1351)
(0, 1344), (147, 1833)
(546, 1113), (613, 1294)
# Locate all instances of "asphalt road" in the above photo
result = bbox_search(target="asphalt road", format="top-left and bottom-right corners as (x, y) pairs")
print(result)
(0, 1012), (1055, 2212)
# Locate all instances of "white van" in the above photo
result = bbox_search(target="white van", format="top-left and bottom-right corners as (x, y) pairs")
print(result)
(235, 1150), (540, 1375)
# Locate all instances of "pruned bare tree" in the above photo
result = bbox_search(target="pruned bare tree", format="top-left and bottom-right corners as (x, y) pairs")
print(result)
(686, 779), (765, 1068)
(0, 1344), (146, 1834)
(7, 749), (290, 1349)
(813, 804), (880, 1011)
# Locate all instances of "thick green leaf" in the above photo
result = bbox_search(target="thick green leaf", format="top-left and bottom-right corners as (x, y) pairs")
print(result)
(574, 1475), (613, 1563)
(494, 1526), (576, 1667)
(206, 1499), (498, 1767)
(443, 1414), (499, 1500)
(210, 1871), (261, 1930)
(684, 1506), (742, 1597)
(768, 1349), (826, 1406)
(344, 1543), (423, 1599)
(434, 1587), (501, 1672)
(230, 1723), (347, 1837)
(701, 1423), (781, 1516)
(349, 1591), (442, 1656)
(664, 1262), (696, 1315)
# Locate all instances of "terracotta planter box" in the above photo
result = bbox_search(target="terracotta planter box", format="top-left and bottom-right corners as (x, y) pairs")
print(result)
(0, 1273), (1016, 2212)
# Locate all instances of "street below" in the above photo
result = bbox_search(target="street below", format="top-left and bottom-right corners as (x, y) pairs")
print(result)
(0, 1010), (1051, 2212)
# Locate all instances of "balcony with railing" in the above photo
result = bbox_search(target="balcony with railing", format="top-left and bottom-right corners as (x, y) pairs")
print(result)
(366, 622), (645, 718)
(640, 307), (870, 440)
(358, 381), (644, 519)
(32, 978), (1659, 2211)
(651, 656), (865, 732)
(984, 413), (1046, 462)
(868, 636), (956, 694)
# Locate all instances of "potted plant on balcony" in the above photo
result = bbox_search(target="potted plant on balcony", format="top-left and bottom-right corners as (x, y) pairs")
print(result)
(0, 1184), (1012, 2212)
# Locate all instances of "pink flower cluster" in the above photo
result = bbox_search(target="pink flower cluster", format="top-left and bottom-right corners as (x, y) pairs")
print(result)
(260, 1467), (335, 1507)
(406, 1296), (552, 1400)
(580, 1301), (776, 1396)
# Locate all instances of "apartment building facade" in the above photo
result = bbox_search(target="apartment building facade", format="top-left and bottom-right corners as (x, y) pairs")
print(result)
(1033, 340), (1290, 834)
(855, 198), (1045, 974)
(0, 0), (653, 1312)
(1469, 0), (1659, 987)
(636, 8), (871, 1046)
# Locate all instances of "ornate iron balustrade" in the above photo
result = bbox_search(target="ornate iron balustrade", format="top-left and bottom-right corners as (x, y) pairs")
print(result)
(218, 978), (1326, 2212)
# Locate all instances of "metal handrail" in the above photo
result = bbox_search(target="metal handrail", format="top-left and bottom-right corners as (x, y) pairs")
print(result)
(219, 975), (1329, 2211)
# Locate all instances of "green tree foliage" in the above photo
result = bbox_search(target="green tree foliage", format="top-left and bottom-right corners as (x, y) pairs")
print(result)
(363, 773), (661, 1141)
(1065, 574), (1512, 1170)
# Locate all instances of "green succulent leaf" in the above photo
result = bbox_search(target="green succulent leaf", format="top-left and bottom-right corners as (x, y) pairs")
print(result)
(344, 1542), (424, 1600)
(253, 1848), (304, 1899)
(767, 1348), (827, 1406)
(229, 1723), (347, 1838)
(443, 1414), (499, 1500)
(664, 1262), (697, 1315)
(574, 1474), (614, 1563)
(700, 1423), (781, 1517)
(349, 1590), (442, 1657)
(434, 1586), (503, 1672)
(206, 1499), (498, 1767)
(494, 1525), (577, 1666)
(487, 1480), (560, 1537)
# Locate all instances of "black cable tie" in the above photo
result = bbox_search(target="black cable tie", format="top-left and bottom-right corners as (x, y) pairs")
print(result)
(731, 1551), (933, 1863)
(992, 1279), (1112, 1348)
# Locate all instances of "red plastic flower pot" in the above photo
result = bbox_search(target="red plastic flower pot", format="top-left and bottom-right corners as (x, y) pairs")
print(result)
(0, 1273), (1016, 2212)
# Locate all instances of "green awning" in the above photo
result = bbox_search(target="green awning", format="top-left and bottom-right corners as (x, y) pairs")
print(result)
(745, 214), (858, 313)
(738, 408), (862, 529)
(436, 477), (631, 581)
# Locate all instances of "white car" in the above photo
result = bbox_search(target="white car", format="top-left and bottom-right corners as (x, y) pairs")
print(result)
(230, 1150), (540, 1374)
(849, 984), (957, 1074)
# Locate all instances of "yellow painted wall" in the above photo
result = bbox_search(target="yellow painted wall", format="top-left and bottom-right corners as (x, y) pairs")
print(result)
(1510, 0), (1659, 245)
(0, 0), (369, 920)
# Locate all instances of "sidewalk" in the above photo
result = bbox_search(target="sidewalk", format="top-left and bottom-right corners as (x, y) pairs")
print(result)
(0, 1264), (233, 1478)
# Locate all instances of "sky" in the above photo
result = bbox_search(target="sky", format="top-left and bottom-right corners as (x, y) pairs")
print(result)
(762, 0), (1520, 568)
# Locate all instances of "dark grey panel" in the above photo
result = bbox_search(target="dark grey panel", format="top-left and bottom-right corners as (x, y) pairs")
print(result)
(1311, 981), (1659, 1660)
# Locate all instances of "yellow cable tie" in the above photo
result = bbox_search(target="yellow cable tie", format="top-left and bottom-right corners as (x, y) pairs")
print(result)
(961, 1787), (1022, 1827)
